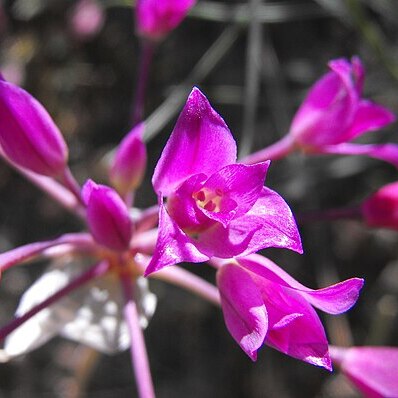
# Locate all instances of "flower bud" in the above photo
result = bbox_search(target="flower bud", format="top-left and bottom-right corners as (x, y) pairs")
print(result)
(330, 346), (398, 398)
(82, 180), (133, 252)
(0, 79), (68, 176)
(109, 123), (147, 195)
(135, 0), (196, 41)
(361, 182), (398, 230)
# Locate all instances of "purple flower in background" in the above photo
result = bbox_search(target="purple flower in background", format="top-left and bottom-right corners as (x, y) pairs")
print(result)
(216, 254), (364, 368)
(289, 57), (398, 166)
(146, 87), (302, 275)
(243, 57), (398, 167)
(0, 78), (68, 177)
(109, 123), (147, 197)
(330, 346), (398, 397)
(361, 181), (398, 231)
(135, 0), (196, 41)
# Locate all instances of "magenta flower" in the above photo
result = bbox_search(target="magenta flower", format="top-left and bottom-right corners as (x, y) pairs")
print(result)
(330, 345), (398, 397)
(243, 57), (398, 167)
(82, 179), (133, 252)
(290, 57), (398, 166)
(109, 123), (147, 197)
(145, 87), (302, 275)
(216, 254), (364, 368)
(361, 181), (398, 231)
(135, 0), (196, 41)
(0, 78), (68, 177)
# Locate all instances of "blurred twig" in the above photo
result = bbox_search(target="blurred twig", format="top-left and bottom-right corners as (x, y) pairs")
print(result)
(189, 1), (329, 24)
(239, 0), (263, 158)
(144, 24), (242, 142)
(346, 0), (398, 81)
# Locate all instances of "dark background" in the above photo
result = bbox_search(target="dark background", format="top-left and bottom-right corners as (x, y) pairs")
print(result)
(1, 0), (398, 397)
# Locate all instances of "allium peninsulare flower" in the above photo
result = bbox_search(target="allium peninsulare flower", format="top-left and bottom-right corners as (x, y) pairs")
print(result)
(0, 77), (68, 177)
(361, 181), (398, 230)
(289, 57), (398, 166)
(82, 179), (133, 252)
(330, 346), (398, 397)
(135, 0), (196, 41)
(109, 123), (147, 196)
(216, 254), (364, 368)
(145, 87), (302, 275)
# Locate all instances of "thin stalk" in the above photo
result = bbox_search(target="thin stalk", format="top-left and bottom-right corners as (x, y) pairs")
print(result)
(154, 266), (220, 306)
(0, 261), (109, 341)
(61, 167), (84, 206)
(133, 256), (220, 306)
(144, 24), (242, 142)
(239, 0), (262, 159)
(120, 274), (155, 398)
(134, 204), (159, 232)
(132, 40), (156, 127)
(0, 232), (96, 273)
(239, 133), (295, 164)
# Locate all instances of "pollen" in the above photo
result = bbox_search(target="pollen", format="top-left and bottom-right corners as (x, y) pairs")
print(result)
(193, 187), (223, 212)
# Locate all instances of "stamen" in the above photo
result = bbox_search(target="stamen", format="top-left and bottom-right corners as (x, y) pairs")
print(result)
(204, 201), (216, 211)
(193, 187), (223, 213)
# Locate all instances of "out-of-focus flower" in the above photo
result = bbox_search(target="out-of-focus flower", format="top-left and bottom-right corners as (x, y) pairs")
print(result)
(289, 57), (398, 166)
(0, 80), (159, 366)
(135, 0), (196, 41)
(0, 257), (156, 362)
(110, 123), (147, 197)
(330, 345), (398, 397)
(216, 255), (364, 368)
(361, 181), (398, 230)
(243, 58), (398, 167)
(69, 0), (105, 41)
(0, 78), (68, 177)
(146, 87), (302, 275)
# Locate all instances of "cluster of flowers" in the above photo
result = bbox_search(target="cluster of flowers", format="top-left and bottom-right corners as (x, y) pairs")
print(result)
(0, 1), (398, 397)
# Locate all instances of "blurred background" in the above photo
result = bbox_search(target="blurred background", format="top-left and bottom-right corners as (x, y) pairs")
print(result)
(1, 0), (398, 396)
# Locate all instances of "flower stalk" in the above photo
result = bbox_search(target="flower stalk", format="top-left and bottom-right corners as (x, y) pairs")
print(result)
(120, 272), (155, 398)
(0, 261), (110, 341)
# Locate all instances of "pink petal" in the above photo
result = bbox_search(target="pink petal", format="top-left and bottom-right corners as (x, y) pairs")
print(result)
(82, 180), (133, 252)
(330, 346), (398, 398)
(152, 87), (237, 196)
(362, 181), (398, 230)
(192, 186), (303, 258)
(254, 276), (331, 370)
(318, 142), (398, 168)
(290, 65), (358, 147)
(135, 0), (196, 40)
(202, 161), (270, 221)
(194, 221), (261, 258)
(193, 186), (302, 258)
(217, 263), (268, 361)
(109, 122), (147, 195)
(167, 173), (216, 231)
(144, 196), (209, 276)
(0, 80), (68, 176)
(238, 254), (363, 314)
(234, 187), (303, 255)
(344, 100), (396, 142)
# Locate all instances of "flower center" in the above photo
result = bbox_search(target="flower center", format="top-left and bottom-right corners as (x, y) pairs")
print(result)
(193, 187), (223, 212)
